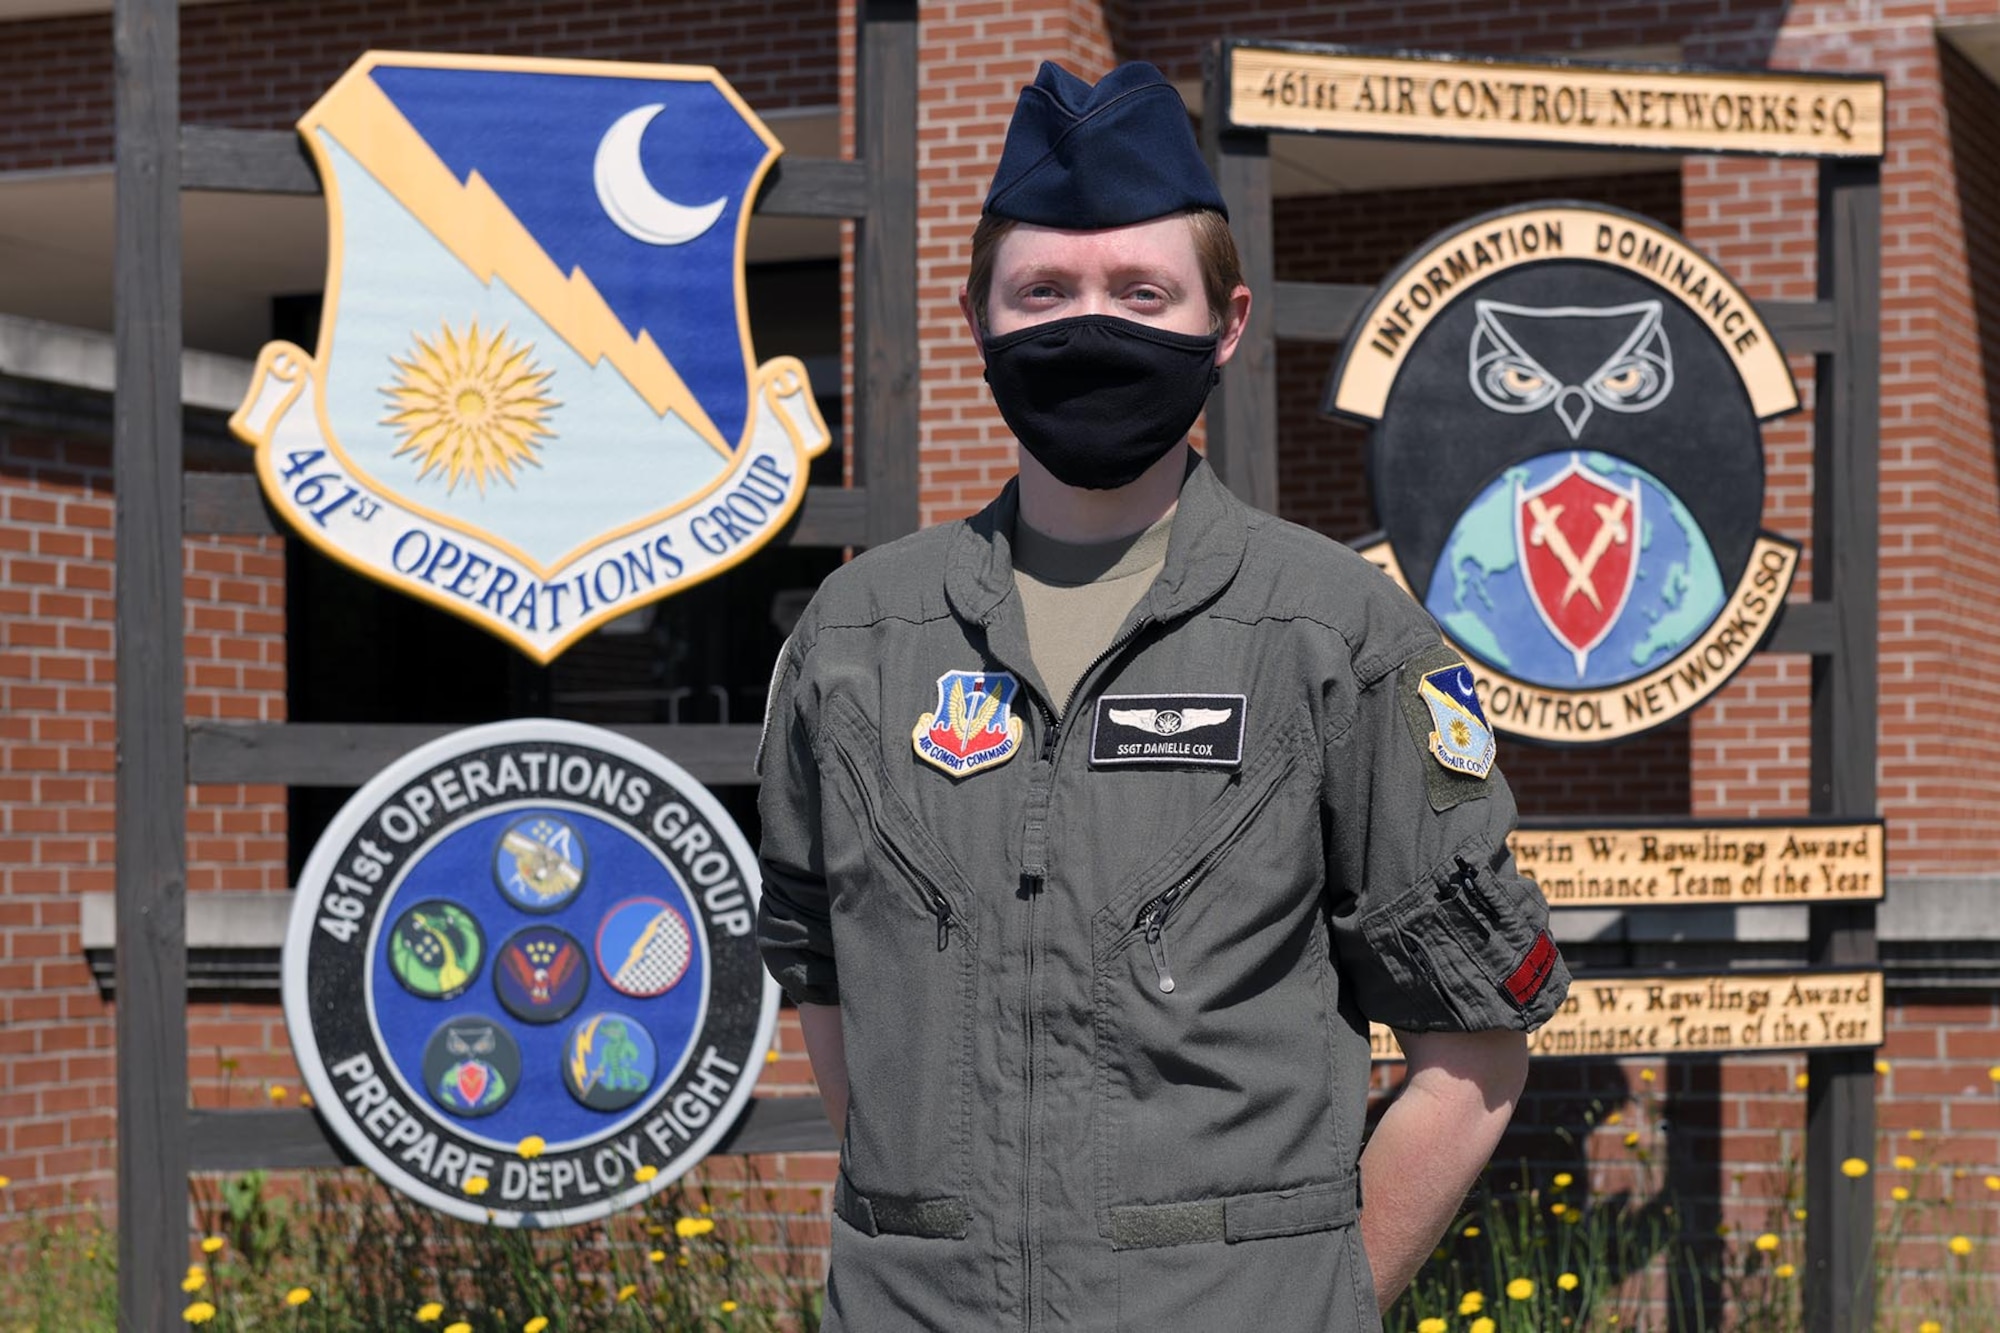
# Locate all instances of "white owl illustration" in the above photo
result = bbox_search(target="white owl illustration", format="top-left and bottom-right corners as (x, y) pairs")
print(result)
(1468, 299), (1675, 440)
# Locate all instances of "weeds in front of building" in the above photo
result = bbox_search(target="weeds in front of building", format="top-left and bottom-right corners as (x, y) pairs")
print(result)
(3, 1069), (1994, 1331)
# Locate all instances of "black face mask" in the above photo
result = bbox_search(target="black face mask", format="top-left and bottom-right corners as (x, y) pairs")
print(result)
(982, 314), (1220, 491)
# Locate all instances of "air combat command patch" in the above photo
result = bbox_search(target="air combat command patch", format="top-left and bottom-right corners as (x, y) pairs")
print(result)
(229, 53), (832, 662)
(282, 719), (778, 1227)
(913, 670), (1024, 777)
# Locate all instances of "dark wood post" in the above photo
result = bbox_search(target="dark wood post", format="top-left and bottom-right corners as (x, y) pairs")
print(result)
(1803, 158), (1882, 1333)
(1200, 48), (1279, 514)
(855, 0), (920, 546)
(113, 0), (190, 1326)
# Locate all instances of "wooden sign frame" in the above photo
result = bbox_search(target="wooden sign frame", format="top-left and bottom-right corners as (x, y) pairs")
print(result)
(111, 0), (918, 1325)
(1200, 38), (1882, 1333)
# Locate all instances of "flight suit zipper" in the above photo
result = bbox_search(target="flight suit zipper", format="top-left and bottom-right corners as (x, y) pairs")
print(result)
(827, 731), (965, 950)
(1015, 613), (1153, 1331)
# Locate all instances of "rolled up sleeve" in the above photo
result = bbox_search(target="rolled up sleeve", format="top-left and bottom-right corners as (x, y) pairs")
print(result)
(756, 633), (840, 1006)
(1325, 641), (1569, 1034)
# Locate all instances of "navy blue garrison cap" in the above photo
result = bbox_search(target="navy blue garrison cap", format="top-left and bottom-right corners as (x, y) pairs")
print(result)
(984, 61), (1227, 228)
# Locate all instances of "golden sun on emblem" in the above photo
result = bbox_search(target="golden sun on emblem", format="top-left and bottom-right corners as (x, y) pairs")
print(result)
(1450, 717), (1472, 749)
(381, 320), (558, 493)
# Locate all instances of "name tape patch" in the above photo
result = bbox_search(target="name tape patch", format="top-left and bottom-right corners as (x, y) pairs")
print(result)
(1090, 694), (1246, 768)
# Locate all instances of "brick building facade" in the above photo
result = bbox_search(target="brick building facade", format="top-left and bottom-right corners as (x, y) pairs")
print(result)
(2, 0), (1997, 1320)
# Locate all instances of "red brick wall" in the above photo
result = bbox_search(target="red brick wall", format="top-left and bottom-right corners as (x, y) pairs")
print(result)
(0, 0), (836, 174)
(0, 431), (287, 1211)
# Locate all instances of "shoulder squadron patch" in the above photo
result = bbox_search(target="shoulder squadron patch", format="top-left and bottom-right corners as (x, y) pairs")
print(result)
(1398, 644), (1498, 811)
(913, 671), (1024, 777)
(1418, 660), (1496, 780)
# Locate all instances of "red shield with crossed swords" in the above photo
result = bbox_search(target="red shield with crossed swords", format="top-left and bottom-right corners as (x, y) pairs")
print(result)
(1514, 459), (1642, 678)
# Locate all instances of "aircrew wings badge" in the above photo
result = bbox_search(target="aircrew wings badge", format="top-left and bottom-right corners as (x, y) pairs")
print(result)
(228, 52), (831, 663)
(1419, 661), (1496, 780)
(913, 671), (1024, 777)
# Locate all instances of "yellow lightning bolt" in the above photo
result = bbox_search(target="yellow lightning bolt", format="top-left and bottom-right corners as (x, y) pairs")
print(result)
(569, 1015), (600, 1094)
(310, 71), (731, 456)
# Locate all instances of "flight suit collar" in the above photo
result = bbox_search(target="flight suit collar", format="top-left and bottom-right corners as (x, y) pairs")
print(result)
(944, 454), (1249, 632)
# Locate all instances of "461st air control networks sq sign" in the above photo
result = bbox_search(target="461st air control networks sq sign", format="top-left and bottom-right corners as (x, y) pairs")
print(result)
(282, 720), (778, 1226)
(1329, 201), (1802, 745)
(230, 52), (831, 662)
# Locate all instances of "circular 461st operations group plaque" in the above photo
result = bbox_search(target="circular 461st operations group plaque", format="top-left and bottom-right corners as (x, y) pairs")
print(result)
(283, 720), (778, 1226)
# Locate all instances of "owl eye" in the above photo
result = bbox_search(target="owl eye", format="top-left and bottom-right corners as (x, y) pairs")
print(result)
(1479, 357), (1559, 409)
(1588, 356), (1667, 409)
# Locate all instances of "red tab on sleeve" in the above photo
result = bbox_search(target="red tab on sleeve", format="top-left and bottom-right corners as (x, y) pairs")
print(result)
(1504, 930), (1558, 1008)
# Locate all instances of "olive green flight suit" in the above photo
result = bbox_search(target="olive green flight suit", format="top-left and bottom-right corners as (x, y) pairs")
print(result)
(758, 459), (1569, 1332)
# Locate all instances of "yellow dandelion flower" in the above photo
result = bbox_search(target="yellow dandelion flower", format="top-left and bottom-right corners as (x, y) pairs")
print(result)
(285, 1287), (312, 1307)
(298, 1093), (313, 1108)
(1794, 1073), (1809, 1090)
(676, 1217), (717, 1239)
(1891, 1186), (1910, 1202)
(635, 1165), (660, 1183)
(0, 1176), (10, 1189)
(463, 1176), (490, 1196)
(1894, 1155), (1916, 1170)
(1794, 1208), (1807, 1221)
(617, 1284), (638, 1303)
(721, 1301), (739, 1313)
(1561, 1206), (1582, 1224)
(1471, 1319), (1496, 1333)
(1459, 1291), (1485, 1315)
(1553, 1172), (1573, 1189)
(1623, 1132), (1640, 1148)
(1775, 1263), (1795, 1279)
(1418, 1320), (1448, 1333)
(1874, 1059), (1890, 1075)
(678, 1255), (690, 1268)
(1640, 1069), (1655, 1083)
(1507, 1278), (1534, 1300)
(1949, 1235), (1973, 1257)
(200, 1237), (224, 1255)
(267, 1086), (287, 1103)
(1605, 1111), (1623, 1125)
(1985, 1175), (2000, 1191)
(649, 1250), (667, 1263)
(416, 1304), (444, 1323)
(1919, 1322), (1942, 1333)
(1754, 1233), (1779, 1252)
(524, 1319), (549, 1333)
(517, 1135), (546, 1160)
(182, 1301), (217, 1325)
(1557, 1272), (1579, 1292)
(1989, 1065), (2000, 1083)
(1909, 1129), (1925, 1142)
(445, 1323), (473, 1333)
(180, 1268), (206, 1293)
(1551, 1203), (1567, 1217)
(1463, 1225), (1481, 1238)
(1840, 1158), (1869, 1178)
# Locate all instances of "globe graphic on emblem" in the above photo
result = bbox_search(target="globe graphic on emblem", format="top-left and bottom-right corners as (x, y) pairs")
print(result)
(388, 900), (485, 1000)
(1423, 451), (1727, 690)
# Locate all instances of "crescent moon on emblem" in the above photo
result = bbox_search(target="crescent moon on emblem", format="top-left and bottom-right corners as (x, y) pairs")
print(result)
(593, 104), (728, 247)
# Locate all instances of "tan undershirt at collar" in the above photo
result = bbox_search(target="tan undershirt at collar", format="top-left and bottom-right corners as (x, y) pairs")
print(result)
(1012, 511), (1174, 718)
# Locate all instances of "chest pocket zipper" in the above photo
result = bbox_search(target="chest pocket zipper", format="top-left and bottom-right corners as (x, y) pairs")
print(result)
(826, 712), (972, 952)
(1126, 744), (1295, 995)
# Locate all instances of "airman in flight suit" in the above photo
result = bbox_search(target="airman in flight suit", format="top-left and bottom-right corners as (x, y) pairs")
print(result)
(758, 59), (1569, 1333)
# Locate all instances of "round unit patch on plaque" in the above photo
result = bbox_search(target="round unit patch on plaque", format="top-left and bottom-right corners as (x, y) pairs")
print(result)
(562, 1012), (660, 1112)
(282, 719), (778, 1227)
(494, 925), (589, 1025)
(388, 901), (485, 1000)
(422, 1015), (521, 1117)
(494, 814), (587, 914)
(596, 898), (694, 999)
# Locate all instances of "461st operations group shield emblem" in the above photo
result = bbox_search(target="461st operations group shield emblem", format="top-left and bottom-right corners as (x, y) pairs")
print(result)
(230, 52), (831, 662)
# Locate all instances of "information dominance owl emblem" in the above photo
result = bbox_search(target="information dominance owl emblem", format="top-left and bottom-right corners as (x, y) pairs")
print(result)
(421, 1016), (521, 1117)
(1327, 202), (1802, 745)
